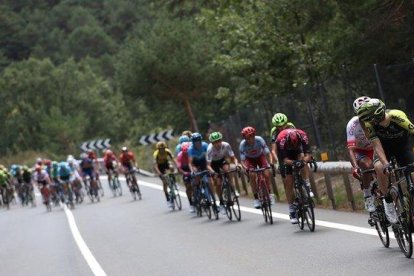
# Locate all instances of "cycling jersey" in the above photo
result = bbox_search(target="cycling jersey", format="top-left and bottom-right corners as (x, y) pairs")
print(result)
(188, 141), (209, 169)
(365, 110), (414, 144)
(206, 141), (235, 162)
(346, 116), (372, 150)
(270, 122), (296, 143)
(59, 162), (72, 178)
(276, 128), (310, 160)
(153, 148), (174, 165)
(0, 171), (8, 186)
(33, 170), (49, 183)
(119, 152), (135, 167)
(176, 142), (191, 155)
(364, 109), (414, 166)
(22, 170), (32, 183)
(103, 153), (117, 166)
(239, 136), (270, 160)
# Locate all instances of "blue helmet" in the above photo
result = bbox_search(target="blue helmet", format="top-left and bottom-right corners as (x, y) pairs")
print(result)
(191, 132), (202, 143)
(178, 135), (190, 144)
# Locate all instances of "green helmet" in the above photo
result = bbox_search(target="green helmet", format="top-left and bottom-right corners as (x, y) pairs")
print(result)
(209, 131), (223, 142)
(357, 98), (386, 123)
(272, 113), (288, 127)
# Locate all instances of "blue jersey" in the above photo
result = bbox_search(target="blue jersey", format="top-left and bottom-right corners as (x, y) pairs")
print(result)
(188, 142), (209, 162)
(58, 162), (72, 178)
(239, 136), (270, 160)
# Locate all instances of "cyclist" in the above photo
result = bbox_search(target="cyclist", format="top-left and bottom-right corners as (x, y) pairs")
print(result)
(188, 132), (217, 210)
(239, 126), (274, 209)
(153, 141), (179, 210)
(80, 152), (96, 194)
(33, 164), (52, 204)
(103, 149), (119, 184)
(87, 149), (103, 195)
(176, 142), (194, 212)
(270, 113), (296, 164)
(276, 128), (312, 224)
(175, 135), (191, 155)
(347, 96), (375, 212)
(207, 131), (240, 215)
(0, 168), (11, 204)
(119, 146), (139, 189)
(58, 161), (74, 204)
(357, 98), (414, 223)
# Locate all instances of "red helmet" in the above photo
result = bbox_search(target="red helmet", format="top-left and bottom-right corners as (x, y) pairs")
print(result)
(285, 130), (303, 149)
(241, 126), (256, 138)
(43, 159), (51, 166)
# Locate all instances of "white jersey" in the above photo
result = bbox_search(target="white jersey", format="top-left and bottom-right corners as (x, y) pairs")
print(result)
(346, 116), (372, 150)
(206, 141), (235, 162)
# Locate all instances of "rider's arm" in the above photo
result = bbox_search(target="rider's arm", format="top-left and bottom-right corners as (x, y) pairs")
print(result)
(347, 147), (359, 168)
(390, 110), (414, 135)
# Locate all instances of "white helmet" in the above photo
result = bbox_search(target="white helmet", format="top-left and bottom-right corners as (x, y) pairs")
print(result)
(353, 96), (371, 113)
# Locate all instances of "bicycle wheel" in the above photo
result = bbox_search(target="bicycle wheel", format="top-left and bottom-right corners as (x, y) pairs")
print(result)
(223, 186), (232, 221)
(260, 183), (273, 224)
(390, 186), (413, 258)
(116, 177), (122, 196)
(303, 187), (315, 232)
(173, 184), (182, 210)
(373, 205), (390, 248)
(230, 184), (241, 221)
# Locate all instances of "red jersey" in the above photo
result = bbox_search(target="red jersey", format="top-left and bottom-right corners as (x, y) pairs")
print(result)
(119, 152), (135, 166)
(103, 152), (117, 165)
(276, 128), (311, 160)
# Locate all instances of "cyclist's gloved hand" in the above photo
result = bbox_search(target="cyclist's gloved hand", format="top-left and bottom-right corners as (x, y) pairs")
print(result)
(293, 160), (304, 168)
(383, 163), (392, 174)
(352, 167), (361, 180)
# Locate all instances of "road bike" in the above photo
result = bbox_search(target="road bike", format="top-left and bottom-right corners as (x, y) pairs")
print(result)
(385, 159), (414, 258)
(165, 172), (181, 211)
(218, 167), (241, 221)
(126, 168), (141, 200)
(193, 170), (219, 220)
(85, 175), (100, 203)
(363, 168), (390, 248)
(250, 167), (273, 224)
(292, 160), (317, 232)
(109, 163), (122, 197)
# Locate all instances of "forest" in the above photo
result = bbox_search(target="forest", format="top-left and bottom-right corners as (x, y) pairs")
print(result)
(0, 0), (413, 162)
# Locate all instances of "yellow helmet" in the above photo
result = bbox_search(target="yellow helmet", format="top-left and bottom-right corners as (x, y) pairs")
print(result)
(156, 141), (167, 149)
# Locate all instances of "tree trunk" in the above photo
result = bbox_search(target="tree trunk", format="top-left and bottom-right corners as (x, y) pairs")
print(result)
(183, 96), (199, 132)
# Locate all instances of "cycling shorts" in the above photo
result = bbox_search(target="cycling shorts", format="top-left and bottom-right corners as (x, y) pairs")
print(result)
(244, 154), (269, 170)
(211, 158), (228, 173)
(157, 162), (170, 175)
(354, 148), (374, 162)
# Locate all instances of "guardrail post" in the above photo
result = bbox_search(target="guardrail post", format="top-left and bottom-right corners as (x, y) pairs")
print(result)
(324, 173), (336, 209)
(342, 173), (356, 211)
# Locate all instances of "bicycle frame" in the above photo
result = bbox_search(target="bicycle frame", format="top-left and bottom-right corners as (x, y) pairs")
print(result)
(250, 167), (272, 224)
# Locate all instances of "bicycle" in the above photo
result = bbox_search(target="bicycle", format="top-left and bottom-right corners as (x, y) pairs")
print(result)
(164, 172), (181, 211)
(218, 167), (241, 221)
(38, 182), (52, 212)
(61, 179), (75, 209)
(384, 159), (414, 258)
(109, 164), (122, 197)
(85, 175), (100, 203)
(126, 168), (141, 200)
(18, 181), (36, 207)
(193, 170), (219, 220)
(292, 160), (317, 232)
(362, 168), (390, 248)
(1, 184), (14, 210)
(250, 166), (273, 224)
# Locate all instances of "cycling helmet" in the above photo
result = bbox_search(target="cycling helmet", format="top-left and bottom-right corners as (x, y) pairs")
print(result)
(52, 161), (58, 168)
(121, 146), (128, 152)
(156, 141), (167, 149)
(182, 130), (192, 138)
(241, 126), (256, 138)
(105, 149), (113, 155)
(209, 132), (223, 142)
(35, 164), (42, 172)
(357, 98), (386, 123)
(272, 113), (288, 127)
(178, 135), (190, 144)
(22, 165), (29, 171)
(36, 158), (42, 165)
(353, 96), (371, 113)
(191, 132), (203, 142)
(43, 159), (51, 166)
(285, 130), (303, 149)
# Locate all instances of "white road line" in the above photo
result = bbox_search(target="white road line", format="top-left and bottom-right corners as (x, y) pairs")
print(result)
(63, 205), (107, 276)
(138, 180), (384, 238)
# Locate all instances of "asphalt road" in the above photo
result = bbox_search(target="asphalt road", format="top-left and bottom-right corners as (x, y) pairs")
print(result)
(1, 175), (414, 276)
